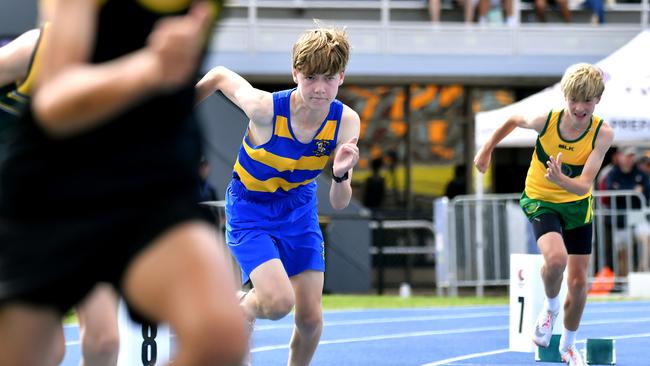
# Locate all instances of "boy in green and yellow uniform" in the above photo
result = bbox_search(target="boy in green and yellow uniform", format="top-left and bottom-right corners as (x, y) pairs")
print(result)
(475, 63), (614, 366)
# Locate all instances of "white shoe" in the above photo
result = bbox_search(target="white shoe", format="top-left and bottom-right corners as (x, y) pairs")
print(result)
(560, 344), (587, 366)
(532, 308), (558, 347)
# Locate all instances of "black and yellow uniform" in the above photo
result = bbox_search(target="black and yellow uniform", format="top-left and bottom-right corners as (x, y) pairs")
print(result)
(0, 0), (223, 313)
(0, 25), (47, 162)
(519, 109), (604, 254)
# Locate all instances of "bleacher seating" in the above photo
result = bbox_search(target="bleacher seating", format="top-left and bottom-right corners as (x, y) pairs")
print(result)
(206, 0), (649, 84)
(223, 0), (648, 24)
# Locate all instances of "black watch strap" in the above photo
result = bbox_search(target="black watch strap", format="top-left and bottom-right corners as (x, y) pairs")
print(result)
(332, 168), (349, 183)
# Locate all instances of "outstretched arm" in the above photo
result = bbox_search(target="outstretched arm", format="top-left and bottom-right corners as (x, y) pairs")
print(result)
(474, 113), (547, 173)
(194, 66), (273, 125)
(0, 29), (40, 86)
(329, 105), (360, 210)
(545, 123), (614, 196)
(33, 0), (215, 137)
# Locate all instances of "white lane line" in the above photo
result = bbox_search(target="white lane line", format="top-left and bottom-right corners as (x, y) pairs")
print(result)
(255, 306), (650, 331)
(582, 316), (650, 327)
(251, 325), (508, 353)
(256, 311), (508, 330)
(603, 332), (650, 340)
(420, 332), (650, 366)
(250, 316), (650, 354)
(420, 348), (511, 366)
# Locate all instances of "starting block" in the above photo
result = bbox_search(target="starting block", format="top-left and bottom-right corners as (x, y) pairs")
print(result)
(586, 338), (616, 365)
(535, 335), (616, 364)
(535, 334), (563, 362)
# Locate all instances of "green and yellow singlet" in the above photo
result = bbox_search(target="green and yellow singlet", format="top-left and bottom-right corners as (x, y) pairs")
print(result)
(524, 109), (603, 203)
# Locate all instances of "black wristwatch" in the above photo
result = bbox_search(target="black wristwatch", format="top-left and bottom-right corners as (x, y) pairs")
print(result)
(332, 168), (349, 183)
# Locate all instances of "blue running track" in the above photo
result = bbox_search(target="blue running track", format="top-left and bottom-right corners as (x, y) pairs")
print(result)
(61, 300), (650, 365)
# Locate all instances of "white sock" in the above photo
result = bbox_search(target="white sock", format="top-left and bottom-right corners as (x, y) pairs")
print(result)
(560, 327), (577, 351)
(545, 295), (560, 313)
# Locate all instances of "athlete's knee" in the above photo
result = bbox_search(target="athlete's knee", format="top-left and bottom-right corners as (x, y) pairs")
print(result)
(294, 308), (323, 335)
(260, 292), (295, 320)
(81, 331), (119, 363)
(567, 274), (588, 295)
(544, 253), (568, 275)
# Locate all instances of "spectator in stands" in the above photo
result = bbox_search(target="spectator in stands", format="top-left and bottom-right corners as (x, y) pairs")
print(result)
(429, 0), (481, 23)
(594, 146), (616, 271)
(583, 0), (606, 24)
(532, 0), (572, 22)
(386, 149), (402, 206)
(194, 24), (360, 366)
(198, 156), (220, 223)
(428, 0), (443, 22)
(604, 146), (650, 273)
(638, 150), (650, 176)
(444, 164), (467, 199)
(636, 151), (650, 271)
(0, 1), (248, 365)
(596, 146), (617, 192)
(363, 157), (386, 209)
(475, 63), (612, 366)
(605, 146), (650, 225)
(477, 0), (516, 25)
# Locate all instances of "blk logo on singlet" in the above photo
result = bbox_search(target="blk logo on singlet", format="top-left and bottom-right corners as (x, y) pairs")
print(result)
(558, 144), (575, 152)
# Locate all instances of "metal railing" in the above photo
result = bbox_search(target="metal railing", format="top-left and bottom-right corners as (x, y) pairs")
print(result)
(369, 218), (435, 294)
(434, 190), (648, 296)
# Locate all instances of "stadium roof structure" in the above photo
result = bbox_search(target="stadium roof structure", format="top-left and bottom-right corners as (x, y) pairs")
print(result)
(205, 20), (644, 86)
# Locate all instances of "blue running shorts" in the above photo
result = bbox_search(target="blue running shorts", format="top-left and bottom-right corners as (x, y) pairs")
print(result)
(225, 179), (325, 283)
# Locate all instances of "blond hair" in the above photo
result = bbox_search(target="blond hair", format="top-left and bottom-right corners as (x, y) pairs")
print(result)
(560, 63), (605, 100)
(291, 24), (350, 76)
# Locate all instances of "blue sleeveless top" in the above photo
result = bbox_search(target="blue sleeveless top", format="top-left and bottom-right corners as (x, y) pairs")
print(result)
(232, 88), (343, 201)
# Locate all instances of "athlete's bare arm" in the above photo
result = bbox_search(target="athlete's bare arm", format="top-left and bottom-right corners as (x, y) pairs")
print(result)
(33, 0), (214, 137)
(329, 104), (360, 210)
(474, 113), (548, 173)
(195, 66), (274, 124)
(0, 29), (40, 86)
(195, 66), (276, 145)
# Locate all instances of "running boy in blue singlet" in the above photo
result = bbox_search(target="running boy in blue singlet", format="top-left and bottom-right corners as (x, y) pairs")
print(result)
(195, 25), (360, 366)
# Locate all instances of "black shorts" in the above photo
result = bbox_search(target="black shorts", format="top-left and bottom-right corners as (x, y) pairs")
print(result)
(531, 213), (593, 255)
(0, 194), (207, 315)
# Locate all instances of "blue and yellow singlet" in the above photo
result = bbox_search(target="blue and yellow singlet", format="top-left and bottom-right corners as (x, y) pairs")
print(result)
(232, 88), (343, 200)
